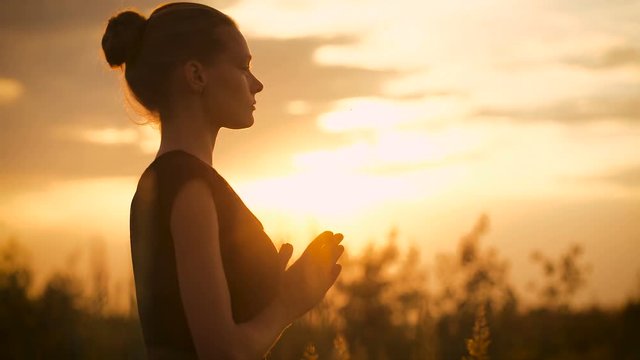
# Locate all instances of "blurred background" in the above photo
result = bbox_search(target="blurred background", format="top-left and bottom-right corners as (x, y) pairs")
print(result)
(1, 0), (639, 358)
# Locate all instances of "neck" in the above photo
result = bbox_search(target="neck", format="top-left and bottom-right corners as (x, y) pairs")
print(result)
(156, 110), (219, 167)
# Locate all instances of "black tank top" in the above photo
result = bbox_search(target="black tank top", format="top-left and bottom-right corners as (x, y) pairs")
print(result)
(129, 150), (282, 358)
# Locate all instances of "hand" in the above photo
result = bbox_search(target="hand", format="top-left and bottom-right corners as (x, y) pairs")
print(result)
(275, 231), (344, 321)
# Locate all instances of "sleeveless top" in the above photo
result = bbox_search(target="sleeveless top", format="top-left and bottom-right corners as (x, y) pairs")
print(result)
(129, 150), (282, 358)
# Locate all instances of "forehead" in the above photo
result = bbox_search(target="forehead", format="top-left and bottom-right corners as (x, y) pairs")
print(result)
(216, 26), (250, 60)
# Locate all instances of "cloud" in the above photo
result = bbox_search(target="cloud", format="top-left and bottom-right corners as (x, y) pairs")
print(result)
(250, 36), (396, 104)
(80, 127), (138, 145)
(594, 165), (640, 188)
(0, 31), (397, 184)
(71, 125), (159, 153)
(566, 46), (640, 70)
(316, 96), (466, 133)
(0, 117), (162, 185)
(292, 126), (486, 176)
(475, 93), (640, 123)
(229, 0), (640, 128)
(0, 133), (151, 179)
(0, 78), (24, 105)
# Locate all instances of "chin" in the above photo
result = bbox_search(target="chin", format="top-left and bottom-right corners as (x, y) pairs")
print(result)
(226, 116), (254, 130)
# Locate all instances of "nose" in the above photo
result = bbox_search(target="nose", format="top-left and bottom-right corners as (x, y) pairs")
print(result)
(251, 72), (264, 94)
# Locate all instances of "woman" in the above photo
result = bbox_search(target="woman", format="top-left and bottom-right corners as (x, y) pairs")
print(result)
(101, 3), (345, 359)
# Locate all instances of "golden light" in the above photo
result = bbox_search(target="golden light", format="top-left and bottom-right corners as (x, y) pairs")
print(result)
(0, 177), (137, 241)
(70, 124), (160, 153)
(81, 128), (138, 145)
(0, 78), (25, 105)
(316, 96), (465, 133)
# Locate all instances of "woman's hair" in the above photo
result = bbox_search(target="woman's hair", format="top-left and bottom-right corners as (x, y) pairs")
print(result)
(101, 2), (237, 117)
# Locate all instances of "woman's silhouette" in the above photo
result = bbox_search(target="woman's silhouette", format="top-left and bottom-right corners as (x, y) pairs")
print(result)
(101, 3), (344, 359)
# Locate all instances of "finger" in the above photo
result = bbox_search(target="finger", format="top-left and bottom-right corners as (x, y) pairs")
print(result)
(318, 233), (344, 253)
(329, 263), (342, 285)
(308, 231), (334, 252)
(320, 231), (344, 249)
(321, 244), (344, 265)
(329, 245), (345, 264)
(323, 233), (344, 248)
(278, 243), (293, 270)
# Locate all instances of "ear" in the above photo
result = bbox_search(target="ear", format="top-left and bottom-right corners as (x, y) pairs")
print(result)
(181, 60), (208, 94)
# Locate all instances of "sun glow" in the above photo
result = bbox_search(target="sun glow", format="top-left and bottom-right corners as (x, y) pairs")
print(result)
(232, 116), (482, 248)
(0, 177), (138, 241)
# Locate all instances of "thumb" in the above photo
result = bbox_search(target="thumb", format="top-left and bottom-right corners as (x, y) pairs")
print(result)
(278, 243), (294, 270)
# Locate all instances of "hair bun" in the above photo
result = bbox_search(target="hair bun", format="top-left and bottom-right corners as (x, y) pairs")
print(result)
(102, 11), (147, 67)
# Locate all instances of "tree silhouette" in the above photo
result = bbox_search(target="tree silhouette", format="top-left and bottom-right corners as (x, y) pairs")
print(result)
(530, 244), (591, 310)
(0, 237), (36, 358)
(1, 220), (639, 360)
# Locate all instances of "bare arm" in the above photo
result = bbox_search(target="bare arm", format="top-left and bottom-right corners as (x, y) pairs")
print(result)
(171, 179), (343, 359)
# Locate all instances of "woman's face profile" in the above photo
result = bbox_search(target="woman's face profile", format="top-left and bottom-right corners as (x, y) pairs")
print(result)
(202, 26), (264, 130)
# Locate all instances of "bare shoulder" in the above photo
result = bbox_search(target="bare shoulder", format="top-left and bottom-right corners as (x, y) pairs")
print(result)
(170, 178), (219, 244)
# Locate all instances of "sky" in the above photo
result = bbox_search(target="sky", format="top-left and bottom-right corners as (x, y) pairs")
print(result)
(0, 0), (639, 310)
